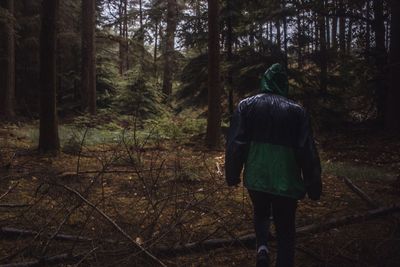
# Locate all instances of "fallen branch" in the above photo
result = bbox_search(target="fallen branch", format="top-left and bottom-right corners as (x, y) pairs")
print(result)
(295, 204), (400, 234)
(0, 227), (95, 242)
(338, 176), (378, 208)
(155, 204), (400, 255)
(60, 184), (167, 267)
(3, 205), (399, 258)
(0, 252), (84, 267)
(0, 204), (30, 208)
(0, 183), (19, 201)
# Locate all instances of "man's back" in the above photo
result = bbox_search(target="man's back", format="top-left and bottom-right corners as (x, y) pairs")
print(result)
(228, 93), (316, 199)
(225, 74), (321, 200)
(238, 93), (304, 148)
(225, 63), (322, 267)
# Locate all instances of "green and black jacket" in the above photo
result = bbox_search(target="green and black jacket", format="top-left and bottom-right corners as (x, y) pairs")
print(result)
(225, 64), (322, 200)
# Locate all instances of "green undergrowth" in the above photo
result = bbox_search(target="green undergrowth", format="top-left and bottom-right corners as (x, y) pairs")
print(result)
(322, 160), (396, 182)
(6, 109), (209, 152)
(144, 110), (207, 141)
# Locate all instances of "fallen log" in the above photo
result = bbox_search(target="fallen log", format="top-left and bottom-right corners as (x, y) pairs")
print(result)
(3, 205), (399, 257)
(0, 227), (94, 242)
(0, 204), (31, 208)
(295, 204), (400, 234)
(0, 252), (84, 267)
(338, 176), (378, 208)
(154, 204), (400, 255)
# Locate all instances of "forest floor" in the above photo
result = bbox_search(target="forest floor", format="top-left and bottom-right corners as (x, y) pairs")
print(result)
(0, 117), (399, 267)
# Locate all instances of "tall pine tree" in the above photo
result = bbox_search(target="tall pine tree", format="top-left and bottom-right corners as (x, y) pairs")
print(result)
(205, 0), (221, 148)
(39, 0), (60, 153)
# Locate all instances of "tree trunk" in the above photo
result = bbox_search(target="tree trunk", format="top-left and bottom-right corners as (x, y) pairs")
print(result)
(365, 0), (371, 54)
(249, 24), (255, 47)
(373, 0), (387, 125)
(326, 16), (330, 49)
(318, 2), (328, 95)
(282, 0), (288, 68)
(314, 12), (319, 51)
(154, 20), (159, 77)
(385, 0), (400, 131)
(309, 16), (314, 53)
(339, 0), (346, 53)
(226, 0), (234, 115)
(162, 0), (177, 97)
(276, 19), (281, 50)
(346, 19), (353, 52)
(81, 0), (96, 114)
(118, 0), (128, 75)
(38, 0), (60, 153)
(385, 13), (390, 50)
(269, 22), (273, 43)
(296, 8), (303, 69)
(139, 0), (144, 69)
(0, 0), (16, 119)
(205, 0), (221, 148)
(332, 0), (338, 50)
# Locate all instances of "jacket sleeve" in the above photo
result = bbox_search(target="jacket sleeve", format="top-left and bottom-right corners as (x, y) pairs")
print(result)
(296, 112), (322, 200)
(225, 105), (249, 186)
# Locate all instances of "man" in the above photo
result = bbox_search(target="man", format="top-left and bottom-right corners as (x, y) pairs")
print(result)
(225, 63), (322, 267)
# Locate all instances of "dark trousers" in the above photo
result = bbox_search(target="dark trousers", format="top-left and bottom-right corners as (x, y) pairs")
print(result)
(248, 190), (297, 267)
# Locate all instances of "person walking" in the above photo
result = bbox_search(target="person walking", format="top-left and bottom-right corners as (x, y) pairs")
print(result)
(225, 63), (322, 267)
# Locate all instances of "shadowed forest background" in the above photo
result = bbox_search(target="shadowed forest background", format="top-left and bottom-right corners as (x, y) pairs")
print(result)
(0, 0), (399, 266)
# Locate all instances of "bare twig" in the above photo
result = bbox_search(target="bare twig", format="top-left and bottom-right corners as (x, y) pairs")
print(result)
(338, 176), (378, 208)
(60, 184), (167, 267)
(76, 128), (89, 175)
(74, 246), (98, 266)
(0, 182), (19, 201)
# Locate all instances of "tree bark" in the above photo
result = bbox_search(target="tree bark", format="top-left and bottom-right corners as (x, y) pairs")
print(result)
(373, 0), (387, 125)
(205, 0), (221, 148)
(326, 16), (330, 49)
(339, 0), (346, 53)
(314, 12), (319, 51)
(249, 24), (255, 47)
(318, 2), (328, 94)
(154, 19), (159, 77)
(332, 0), (338, 50)
(269, 22), (273, 43)
(385, 0), (400, 131)
(119, 0), (129, 75)
(0, 0), (16, 119)
(296, 8), (303, 69)
(139, 0), (144, 69)
(365, 0), (371, 54)
(309, 16), (313, 53)
(385, 12), (390, 50)
(38, 0), (60, 153)
(346, 19), (353, 52)
(282, 0), (288, 68)
(276, 19), (281, 50)
(226, 0), (234, 116)
(162, 0), (178, 97)
(81, 0), (97, 114)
